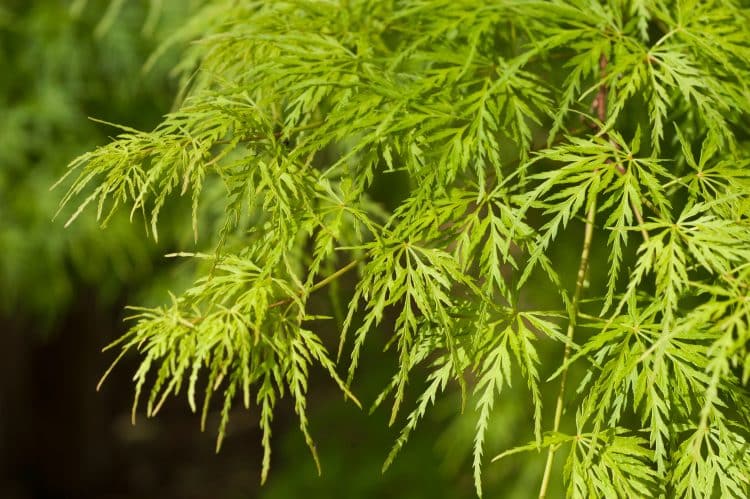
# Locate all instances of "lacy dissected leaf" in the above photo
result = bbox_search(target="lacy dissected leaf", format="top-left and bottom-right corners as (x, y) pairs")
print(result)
(55, 0), (750, 495)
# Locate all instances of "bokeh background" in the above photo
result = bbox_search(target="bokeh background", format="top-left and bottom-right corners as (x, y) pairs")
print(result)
(0, 2), (561, 498)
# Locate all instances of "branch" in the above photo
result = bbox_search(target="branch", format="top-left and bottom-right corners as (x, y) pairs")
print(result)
(268, 259), (359, 310)
(538, 199), (597, 498)
(537, 53), (607, 499)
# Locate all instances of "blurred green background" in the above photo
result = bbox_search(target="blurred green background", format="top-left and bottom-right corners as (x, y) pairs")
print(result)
(0, 2), (559, 498)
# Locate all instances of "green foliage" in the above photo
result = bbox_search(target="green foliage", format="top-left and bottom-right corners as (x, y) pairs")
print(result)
(58, 0), (750, 496)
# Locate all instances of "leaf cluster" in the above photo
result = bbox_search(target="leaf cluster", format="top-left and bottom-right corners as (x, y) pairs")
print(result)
(58, 1), (750, 496)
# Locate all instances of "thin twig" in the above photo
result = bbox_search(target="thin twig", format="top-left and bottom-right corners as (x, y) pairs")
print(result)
(631, 198), (650, 242)
(268, 260), (359, 310)
(538, 200), (597, 498)
(537, 53), (608, 499)
(185, 260), (360, 327)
